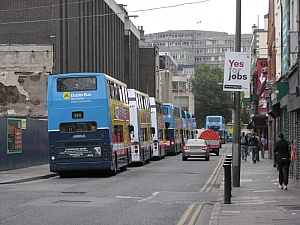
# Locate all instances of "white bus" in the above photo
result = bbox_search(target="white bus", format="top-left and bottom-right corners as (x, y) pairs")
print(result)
(149, 97), (166, 160)
(127, 89), (154, 165)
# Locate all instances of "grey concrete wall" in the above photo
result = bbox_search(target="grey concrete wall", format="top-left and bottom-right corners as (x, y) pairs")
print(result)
(0, 45), (52, 117)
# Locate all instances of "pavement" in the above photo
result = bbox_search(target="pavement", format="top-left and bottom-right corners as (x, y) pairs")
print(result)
(207, 151), (300, 225)
(0, 164), (57, 184)
(0, 152), (299, 225)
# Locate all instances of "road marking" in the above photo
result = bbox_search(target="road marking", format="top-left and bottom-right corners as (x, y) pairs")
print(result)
(115, 196), (142, 199)
(177, 203), (196, 225)
(138, 191), (160, 202)
(188, 203), (203, 225)
(200, 155), (225, 193)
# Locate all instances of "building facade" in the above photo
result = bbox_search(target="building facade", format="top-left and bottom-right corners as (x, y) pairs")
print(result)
(0, 1), (141, 86)
(145, 30), (252, 68)
(0, 0), (143, 118)
(144, 30), (252, 115)
(266, 0), (300, 185)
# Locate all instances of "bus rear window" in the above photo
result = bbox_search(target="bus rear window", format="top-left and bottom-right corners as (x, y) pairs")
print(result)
(57, 77), (96, 92)
(208, 118), (220, 122)
(60, 122), (97, 132)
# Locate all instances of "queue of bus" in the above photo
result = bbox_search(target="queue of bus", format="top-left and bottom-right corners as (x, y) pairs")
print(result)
(47, 73), (197, 177)
(204, 116), (252, 144)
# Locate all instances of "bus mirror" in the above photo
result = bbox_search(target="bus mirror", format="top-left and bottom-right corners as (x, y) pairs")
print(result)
(151, 127), (155, 135)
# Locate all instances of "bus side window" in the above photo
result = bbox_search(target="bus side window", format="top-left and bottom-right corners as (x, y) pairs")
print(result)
(158, 129), (162, 139)
(114, 84), (120, 101)
(113, 125), (124, 143)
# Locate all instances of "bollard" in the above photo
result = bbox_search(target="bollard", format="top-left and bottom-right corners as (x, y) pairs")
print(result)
(225, 155), (233, 192)
(226, 154), (232, 162)
(223, 161), (231, 204)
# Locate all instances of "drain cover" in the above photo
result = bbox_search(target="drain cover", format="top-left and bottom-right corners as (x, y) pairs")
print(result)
(53, 200), (91, 203)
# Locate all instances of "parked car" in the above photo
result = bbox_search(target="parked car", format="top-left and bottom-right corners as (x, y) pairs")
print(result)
(182, 139), (210, 161)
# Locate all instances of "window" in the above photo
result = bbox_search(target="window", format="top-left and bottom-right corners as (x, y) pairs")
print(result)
(60, 122), (97, 133)
(163, 107), (168, 115)
(113, 125), (124, 143)
(141, 128), (148, 141)
(57, 77), (96, 92)
(208, 118), (220, 122)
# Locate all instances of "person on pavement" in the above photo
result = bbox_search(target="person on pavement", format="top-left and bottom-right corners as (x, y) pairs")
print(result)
(249, 132), (259, 163)
(255, 133), (261, 162)
(240, 132), (248, 161)
(274, 133), (291, 190)
(260, 133), (267, 159)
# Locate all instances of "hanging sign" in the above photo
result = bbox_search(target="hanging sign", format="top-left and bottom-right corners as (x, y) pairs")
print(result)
(223, 52), (251, 92)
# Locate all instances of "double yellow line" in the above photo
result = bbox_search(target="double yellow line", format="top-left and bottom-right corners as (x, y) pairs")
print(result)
(200, 154), (225, 193)
(178, 152), (227, 225)
(177, 203), (203, 225)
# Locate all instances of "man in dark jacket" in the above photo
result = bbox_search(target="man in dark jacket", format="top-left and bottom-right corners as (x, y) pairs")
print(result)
(249, 132), (259, 163)
(274, 133), (291, 190)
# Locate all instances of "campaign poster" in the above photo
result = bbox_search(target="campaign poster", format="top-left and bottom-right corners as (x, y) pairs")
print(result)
(223, 52), (251, 92)
(256, 58), (268, 115)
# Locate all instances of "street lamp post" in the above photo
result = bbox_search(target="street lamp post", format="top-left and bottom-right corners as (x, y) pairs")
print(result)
(232, 0), (242, 187)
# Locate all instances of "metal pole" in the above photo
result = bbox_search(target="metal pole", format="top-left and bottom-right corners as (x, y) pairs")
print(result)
(232, 0), (241, 187)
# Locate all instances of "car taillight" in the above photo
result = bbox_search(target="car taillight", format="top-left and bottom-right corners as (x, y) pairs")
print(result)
(183, 146), (189, 150)
(171, 140), (175, 145)
(202, 146), (208, 150)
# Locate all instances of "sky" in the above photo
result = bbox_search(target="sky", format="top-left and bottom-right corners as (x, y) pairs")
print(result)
(116, 0), (269, 35)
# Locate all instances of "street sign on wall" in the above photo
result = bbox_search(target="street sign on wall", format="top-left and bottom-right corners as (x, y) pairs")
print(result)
(223, 52), (251, 92)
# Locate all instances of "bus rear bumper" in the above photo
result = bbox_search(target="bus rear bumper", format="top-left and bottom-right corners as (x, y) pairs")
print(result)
(50, 161), (111, 172)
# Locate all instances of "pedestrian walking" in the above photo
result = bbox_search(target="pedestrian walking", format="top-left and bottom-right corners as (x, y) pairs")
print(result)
(249, 132), (259, 163)
(255, 133), (261, 162)
(240, 132), (248, 161)
(246, 132), (251, 155)
(274, 133), (291, 190)
(260, 133), (267, 159)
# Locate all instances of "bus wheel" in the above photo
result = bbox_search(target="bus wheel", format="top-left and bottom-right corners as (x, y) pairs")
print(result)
(120, 165), (127, 171)
(59, 172), (69, 178)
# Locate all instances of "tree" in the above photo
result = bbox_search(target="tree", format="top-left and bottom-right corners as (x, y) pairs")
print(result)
(190, 63), (232, 128)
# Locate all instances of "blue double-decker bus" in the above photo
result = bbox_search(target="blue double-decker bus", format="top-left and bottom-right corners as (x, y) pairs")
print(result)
(162, 103), (182, 155)
(47, 73), (132, 177)
(205, 115), (227, 144)
(190, 113), (197, 139)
